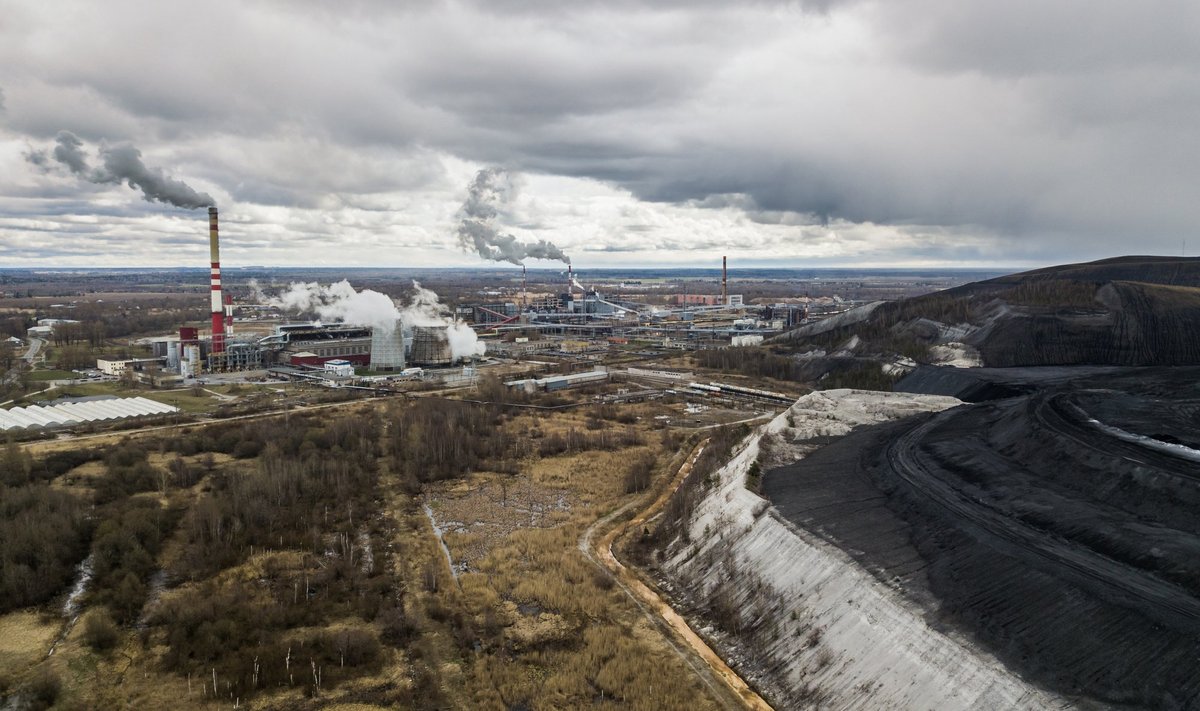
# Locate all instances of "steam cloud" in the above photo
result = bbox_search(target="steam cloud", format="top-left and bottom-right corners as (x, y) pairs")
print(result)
(28, 130), (214, 209)
(259, 279), (485, 361)
(456, 167), (570, 265)
(401, 282), (488, 360)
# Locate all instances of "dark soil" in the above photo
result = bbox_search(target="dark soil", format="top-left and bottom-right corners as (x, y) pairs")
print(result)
(763, 367), (1200, 710)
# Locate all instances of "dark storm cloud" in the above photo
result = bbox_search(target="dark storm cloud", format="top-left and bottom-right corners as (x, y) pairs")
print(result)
(4, 0), (1200, 266)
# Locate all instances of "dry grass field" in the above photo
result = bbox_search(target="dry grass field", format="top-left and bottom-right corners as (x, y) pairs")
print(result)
(0, 389), (762, 710)
(0, 611), (59, 669)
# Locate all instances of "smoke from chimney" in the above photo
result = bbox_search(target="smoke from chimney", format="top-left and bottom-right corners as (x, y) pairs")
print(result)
(29, 130), (214, 209)
(260, 280), (485, 361)
(456, 168), (570, 266)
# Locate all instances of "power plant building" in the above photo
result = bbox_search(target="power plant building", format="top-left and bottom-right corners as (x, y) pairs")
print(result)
(276, 324), (371, 366)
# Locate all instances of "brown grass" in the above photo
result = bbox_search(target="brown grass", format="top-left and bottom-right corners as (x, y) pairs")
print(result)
(0, 611), (59, 669)
(2, 397), (727, 710)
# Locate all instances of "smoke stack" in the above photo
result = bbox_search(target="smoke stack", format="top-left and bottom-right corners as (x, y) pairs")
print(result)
(209, 207), (225, 353)
(568, 264), (573, 296)
(522, 264), (527, 310)
(722, 256), (728, 306)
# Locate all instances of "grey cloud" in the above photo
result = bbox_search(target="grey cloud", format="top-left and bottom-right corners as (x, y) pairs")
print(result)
(52, 130), (91, 174)
(886, 1), (1200, 77)
(23, 147), (50, 170)
(5, 1), (1200, 264)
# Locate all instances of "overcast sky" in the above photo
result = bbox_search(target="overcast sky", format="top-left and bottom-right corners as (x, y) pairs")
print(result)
(2, 0), (1198, 270)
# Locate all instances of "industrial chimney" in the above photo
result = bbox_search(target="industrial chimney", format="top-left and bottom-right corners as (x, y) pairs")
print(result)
(209, 207), (225, 353)
(721, 256), (728, 306)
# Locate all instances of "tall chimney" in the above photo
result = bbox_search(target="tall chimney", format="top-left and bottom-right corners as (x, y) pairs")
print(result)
(722, 255), (728, 306)
(209, 206), (225, 353)
(522, 264), (527, 310)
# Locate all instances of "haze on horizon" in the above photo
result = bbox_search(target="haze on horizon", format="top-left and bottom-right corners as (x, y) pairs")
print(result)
(1, 1), (1198, 270)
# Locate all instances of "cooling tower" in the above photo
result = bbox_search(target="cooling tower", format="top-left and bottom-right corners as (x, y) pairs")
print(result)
(370, 319), (405, 371)
(410, 325), (452, 366)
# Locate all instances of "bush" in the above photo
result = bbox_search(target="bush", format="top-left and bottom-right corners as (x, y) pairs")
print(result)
(623, 452), (656, 494)
(89, 500), (174, 623)
(0, 484), (91, 613)
(82, 607), (120, 651)
(21, 667), (61, 710)
(232, 439), (262, 459)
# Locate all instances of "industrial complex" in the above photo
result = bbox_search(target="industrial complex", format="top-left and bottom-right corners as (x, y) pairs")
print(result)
(72, 206), (835, 398)
(108, 207), (821, 390)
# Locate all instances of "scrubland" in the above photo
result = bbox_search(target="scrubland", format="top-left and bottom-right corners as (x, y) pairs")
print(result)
(0, 388), (729, 710)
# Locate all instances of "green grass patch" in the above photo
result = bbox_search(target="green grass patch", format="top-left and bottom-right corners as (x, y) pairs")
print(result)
(137, 389), (220, 413)
(26, 382), (121, 402)
(24, 382), (219, 414)
(27, 369), (78, 381)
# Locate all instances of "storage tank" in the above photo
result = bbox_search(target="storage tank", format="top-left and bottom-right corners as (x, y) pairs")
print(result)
(409, 325), (452, 366)
(370, 319), (405, 371)
(181, 345), (202, 378)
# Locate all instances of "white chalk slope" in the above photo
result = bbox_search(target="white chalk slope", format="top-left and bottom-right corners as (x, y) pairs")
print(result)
(663, 389), (1069, 709)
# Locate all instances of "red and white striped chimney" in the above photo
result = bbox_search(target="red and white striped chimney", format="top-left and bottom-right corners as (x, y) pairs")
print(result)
(208, 207), (225, 353)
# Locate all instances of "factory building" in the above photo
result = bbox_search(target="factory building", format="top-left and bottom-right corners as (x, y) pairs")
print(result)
(505, 368), (610, 393)
(96, 357), (167, 377)
(324, 359), (355, 378)
(474, 303), (519, 324)
(276, 324), (372, 366)
(673, 294), (744, 306)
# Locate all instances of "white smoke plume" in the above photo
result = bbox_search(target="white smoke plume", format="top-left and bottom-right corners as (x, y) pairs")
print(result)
(261, 279), (485, 361)
(28, 130), (214, 209)
(269, 280), (399, 332)
(456, 167), (570, 266)
(401, 282), (487, 359)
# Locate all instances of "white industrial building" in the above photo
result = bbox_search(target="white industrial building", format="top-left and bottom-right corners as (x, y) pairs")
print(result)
(0, 397), (179, 433)
(324, 359), (355, 378)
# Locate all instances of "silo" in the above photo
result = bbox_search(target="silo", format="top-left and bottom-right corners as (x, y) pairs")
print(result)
(370, 319), (405, 371)
(166, 341), (180, 369)
(410, 325), (452, 366)
(181, 345), (202, 378)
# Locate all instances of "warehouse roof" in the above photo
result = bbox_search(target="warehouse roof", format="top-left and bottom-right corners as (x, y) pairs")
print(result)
(0, 396), (178, 432)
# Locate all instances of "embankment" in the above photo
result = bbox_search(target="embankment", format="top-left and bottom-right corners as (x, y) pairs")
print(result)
(653, 390), (1066, 709)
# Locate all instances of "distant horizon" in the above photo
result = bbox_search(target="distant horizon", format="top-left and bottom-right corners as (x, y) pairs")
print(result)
(8, 255), (1200, 275)
(0, 264), (1021, 275)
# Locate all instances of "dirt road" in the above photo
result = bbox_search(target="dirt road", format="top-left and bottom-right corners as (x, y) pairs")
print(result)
(579, 440), (774, 711)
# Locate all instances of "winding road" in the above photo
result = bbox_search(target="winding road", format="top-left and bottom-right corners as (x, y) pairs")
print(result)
(886, 403), (1200, 631)
(579, 440), (773, 711)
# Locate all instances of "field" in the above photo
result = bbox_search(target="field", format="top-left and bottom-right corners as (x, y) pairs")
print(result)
(0, 385), (767, 710)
